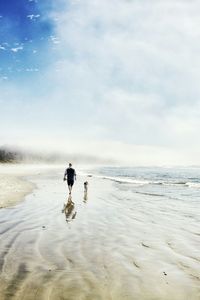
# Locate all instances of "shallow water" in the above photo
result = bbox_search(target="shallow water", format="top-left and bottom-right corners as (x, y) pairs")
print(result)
(0, 169), (200, 300)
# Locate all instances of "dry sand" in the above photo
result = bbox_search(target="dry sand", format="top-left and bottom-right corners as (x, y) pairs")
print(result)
(0, 164), (61, 208)
(0, 165), (199, 300)
(0, 174), (34, 208)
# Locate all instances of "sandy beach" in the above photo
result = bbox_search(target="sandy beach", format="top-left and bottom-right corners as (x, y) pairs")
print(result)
(0, 165), (36, 208)
(0, 165), (200, 300)
(0, 174), (34, 209)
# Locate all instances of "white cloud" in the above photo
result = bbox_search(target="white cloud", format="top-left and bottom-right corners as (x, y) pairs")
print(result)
(0, 45), (6, 50)
(49, 1), (200, 140)
(11, 46), (23, 52)
(27, 14), (40, 20)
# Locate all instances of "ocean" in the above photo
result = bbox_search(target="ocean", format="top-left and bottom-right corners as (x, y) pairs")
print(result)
(88, 166), (200, 202)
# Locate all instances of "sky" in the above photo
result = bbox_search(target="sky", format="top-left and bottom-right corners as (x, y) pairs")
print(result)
(0, 0), (200, 165)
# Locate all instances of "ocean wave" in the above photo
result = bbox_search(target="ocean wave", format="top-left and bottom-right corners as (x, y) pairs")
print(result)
(135, 191), (165, 197)
(161, 181), (200, 188)
(100, 176), (150, 186)
(161, 181), (187, 186)
(82, 173), (150, 185)
(185, 182), (200, 188)
(82, 170), (200, 189)
(97, 176), (187, 186)
(93, 175), (200, 189)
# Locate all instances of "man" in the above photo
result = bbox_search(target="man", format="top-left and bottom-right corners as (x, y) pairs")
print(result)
(63, 163), (76, 194)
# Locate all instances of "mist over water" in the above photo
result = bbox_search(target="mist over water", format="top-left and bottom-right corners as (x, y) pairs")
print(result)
(0, 145), (114, 165)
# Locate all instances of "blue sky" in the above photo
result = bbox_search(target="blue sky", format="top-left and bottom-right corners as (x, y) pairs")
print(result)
(0, 0), (57, 81)
(1, 0), (200, 165)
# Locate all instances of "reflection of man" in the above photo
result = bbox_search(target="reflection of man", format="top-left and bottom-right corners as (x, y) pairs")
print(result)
(62, 195), (77, 222)
(63, 163), (76, 195)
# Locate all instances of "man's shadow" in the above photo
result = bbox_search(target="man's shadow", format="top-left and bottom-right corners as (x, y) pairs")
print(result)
(62, 195), (77, 222)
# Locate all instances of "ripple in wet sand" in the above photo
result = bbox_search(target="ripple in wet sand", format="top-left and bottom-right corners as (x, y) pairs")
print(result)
(0, 173), (200, 300)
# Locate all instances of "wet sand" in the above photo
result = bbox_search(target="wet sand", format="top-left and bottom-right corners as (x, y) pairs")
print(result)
(0, 168), (200, 299)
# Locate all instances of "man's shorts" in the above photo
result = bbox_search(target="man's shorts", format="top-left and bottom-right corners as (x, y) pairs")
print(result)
(67, 179), (74, 187)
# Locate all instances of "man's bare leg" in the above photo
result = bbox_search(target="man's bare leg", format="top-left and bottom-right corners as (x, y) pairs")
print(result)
(68, 184), (72, 195)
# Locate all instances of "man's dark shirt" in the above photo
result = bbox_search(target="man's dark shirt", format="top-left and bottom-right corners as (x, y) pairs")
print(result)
(65, 167), (76, 181)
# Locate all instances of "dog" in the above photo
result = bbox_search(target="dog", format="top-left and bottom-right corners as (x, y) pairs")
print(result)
(84, 181), (88, 192)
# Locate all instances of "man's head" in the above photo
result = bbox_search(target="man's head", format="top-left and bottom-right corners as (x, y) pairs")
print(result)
(69, 163), (72, 167)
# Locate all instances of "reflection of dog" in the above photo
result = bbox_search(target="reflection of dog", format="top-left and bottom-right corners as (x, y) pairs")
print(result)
(83, 181), (88, 203)
(84, 181), (88, 192)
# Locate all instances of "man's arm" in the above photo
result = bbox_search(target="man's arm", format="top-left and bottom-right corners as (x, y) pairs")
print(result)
(63, 169), (67, 181)
(74, 170), (76, 181)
